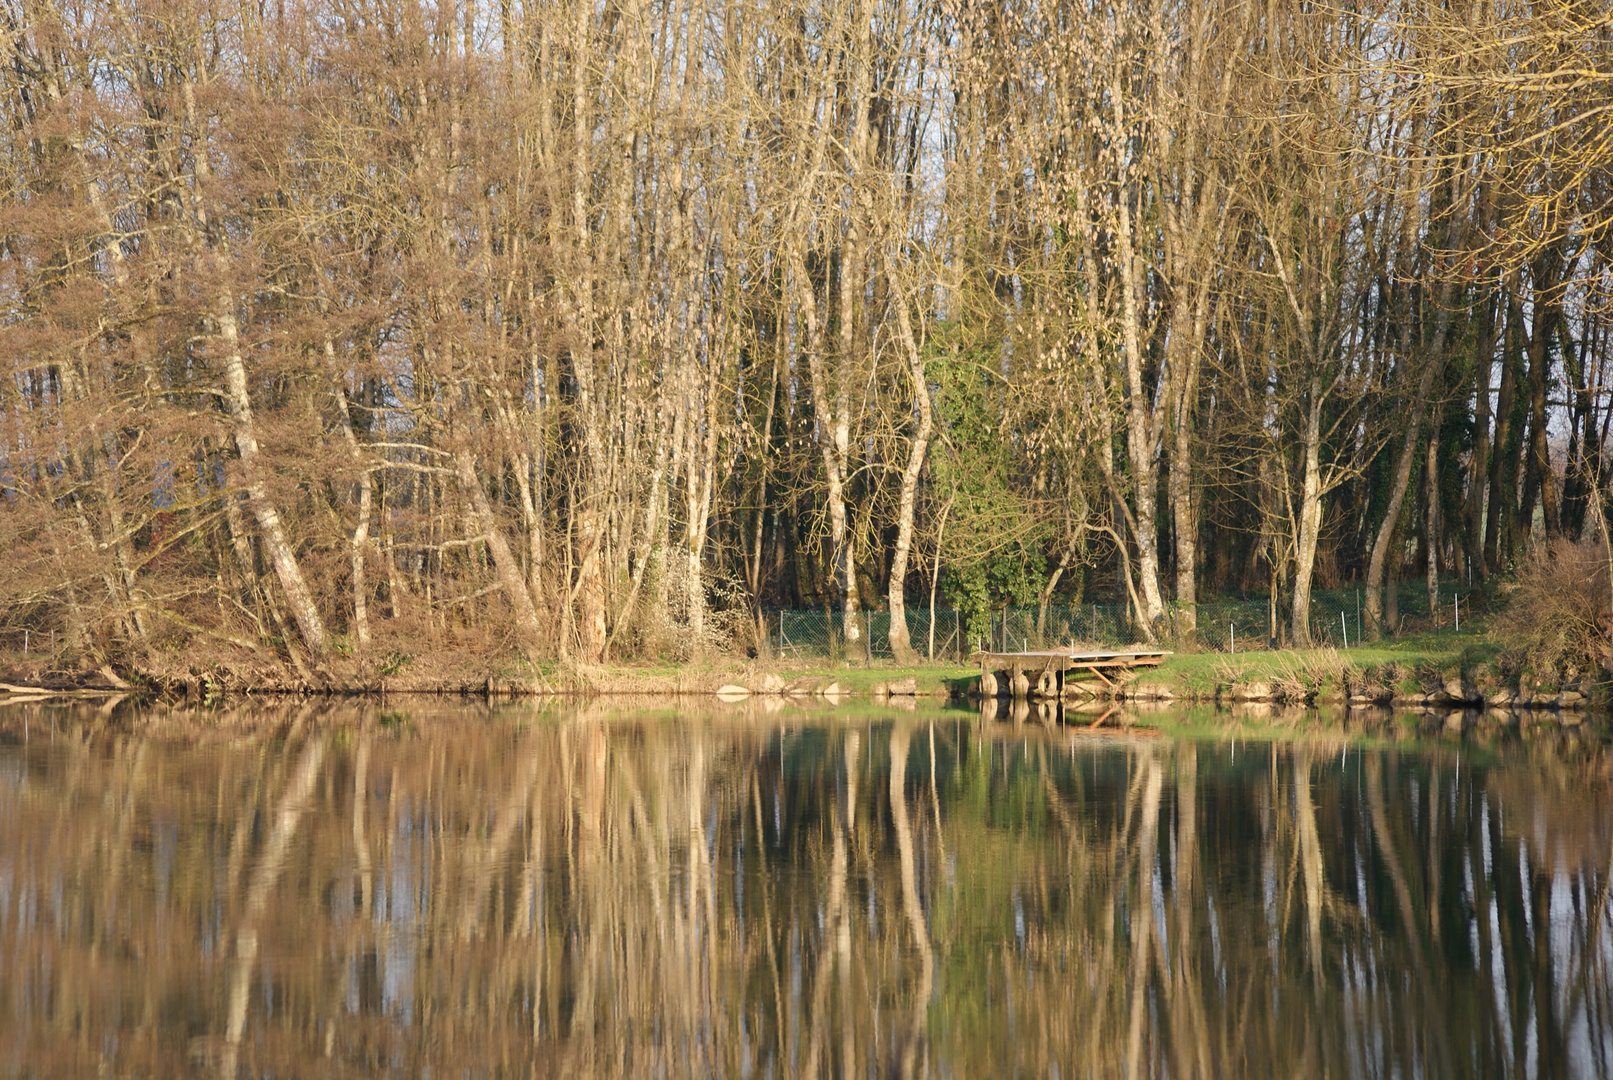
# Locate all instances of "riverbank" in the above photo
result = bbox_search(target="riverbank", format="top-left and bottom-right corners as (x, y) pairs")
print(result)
(0, 626), (1599, 711)
(1107, 629), (1602, 710)
(0, 648), (983, 703)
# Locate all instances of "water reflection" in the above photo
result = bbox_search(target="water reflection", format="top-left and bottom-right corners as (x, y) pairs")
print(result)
(0, 700), (1610, 1078)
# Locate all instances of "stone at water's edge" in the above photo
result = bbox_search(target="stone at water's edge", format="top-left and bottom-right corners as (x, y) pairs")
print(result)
(715, 684), (750, 699)
(1230, 680), (1275, 702)
(886, 675), (918, 696)
(758, 673), (788, 694)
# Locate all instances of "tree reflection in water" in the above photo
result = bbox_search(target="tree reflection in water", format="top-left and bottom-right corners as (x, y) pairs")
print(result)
(1, 701), (1611, 1078)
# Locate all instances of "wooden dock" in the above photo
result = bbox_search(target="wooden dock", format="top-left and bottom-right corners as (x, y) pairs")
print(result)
(973, 648), (1170, 699)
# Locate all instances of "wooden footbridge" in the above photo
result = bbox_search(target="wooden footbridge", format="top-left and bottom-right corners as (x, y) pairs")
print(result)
(973, 648), (1170, 699)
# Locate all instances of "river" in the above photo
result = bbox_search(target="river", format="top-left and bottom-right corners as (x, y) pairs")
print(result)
(0, 698), (1610, 1078)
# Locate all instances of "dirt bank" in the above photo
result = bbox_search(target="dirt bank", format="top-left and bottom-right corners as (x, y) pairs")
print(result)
(1088, 638), (1606, 712)
(0, 650), (980, 703)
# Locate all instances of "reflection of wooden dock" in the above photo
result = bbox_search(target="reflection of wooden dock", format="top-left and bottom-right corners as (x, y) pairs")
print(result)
(973, 649), (1170, 699)
(976, 697), (1167, 736)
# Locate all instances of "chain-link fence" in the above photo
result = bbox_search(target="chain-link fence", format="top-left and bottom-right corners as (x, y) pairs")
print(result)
(0, 627), (62, 660)
(0, 587), (1471, 662)
(769, 608), (972, 662)
(763, 586), (1473, 660)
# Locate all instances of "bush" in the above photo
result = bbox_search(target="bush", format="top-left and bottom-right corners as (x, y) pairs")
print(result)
(1492, 539), (1613, 679)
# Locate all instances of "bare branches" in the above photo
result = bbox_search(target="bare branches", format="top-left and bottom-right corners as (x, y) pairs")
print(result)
(0, 0), (1605, 666)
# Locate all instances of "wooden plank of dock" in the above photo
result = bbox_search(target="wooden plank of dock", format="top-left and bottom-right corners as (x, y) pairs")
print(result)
(972, 648), (1170, 672)
(972, 648), (1171, 699)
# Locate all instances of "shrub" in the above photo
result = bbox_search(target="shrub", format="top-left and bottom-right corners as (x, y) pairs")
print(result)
(1492, 539), (1613, 678)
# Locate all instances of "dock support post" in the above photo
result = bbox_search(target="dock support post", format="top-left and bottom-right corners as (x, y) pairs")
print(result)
(1010, 664), (1029, 700)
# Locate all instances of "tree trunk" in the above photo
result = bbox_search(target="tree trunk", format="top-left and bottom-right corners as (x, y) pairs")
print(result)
(1560, 320), (1592, 538)
(792, 249), (861, 659)
(218, 296), (328, 658)
(1169, 378), (1198, 635)
(1385, 540), (1401, 636)
(1525, 291), (1561, 540)
(1102, 44), (1169, 631)
(1364, 402), (1423, 642)
(350, 461), (373, 648)
(1426, 409), (1442, 621)
(1364, 296), (1457, 640)
(1116, 188), (1168, 629)
(1290, 388), (1324, 647)
(1484, 293), (1523, 570)
(328, 346), (372, 648)
(1096, 417), (1157, 644)
(884, 257), (933, 665)
(455, 451), (544, 655)
(683, 367), (720, 646)
(1038, 543), (1075, 643)
(573, 505), (609, 663)
(747, 339), (783, 613)
(836, 6), (875, 662)
(1168, 285), (1210, 635)
(1466, 292), (1496, 580)
(604, 434), (668, 659)
(928, 497), (952, 660)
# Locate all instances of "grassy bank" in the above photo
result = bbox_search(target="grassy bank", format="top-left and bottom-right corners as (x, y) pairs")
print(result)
(1112, 626), (1584, 706)
(0, 623), (1583, 707)
(0, 648), (985, 700)
(516, 630), (1514, 704)
(538, 657), (981, 698)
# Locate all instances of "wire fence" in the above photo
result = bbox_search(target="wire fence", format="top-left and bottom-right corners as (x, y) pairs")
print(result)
(0, 627), (63, 661)
(763, 586), (1475, 661)
(0, 586), (1473, 661)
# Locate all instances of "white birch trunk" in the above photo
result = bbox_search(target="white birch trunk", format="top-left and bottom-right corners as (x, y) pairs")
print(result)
(454, 451), (545, 654)
(218, 300), (328, 657)
(883, 254), (933, 664)
(1290, 387), (1325, 647)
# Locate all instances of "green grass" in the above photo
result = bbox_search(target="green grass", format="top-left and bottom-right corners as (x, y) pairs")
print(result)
(1138, 626), (1502, 698)
(539, 624), (1521, 703)
(756, 661), (979, 694)
(546, 654), (981, 696)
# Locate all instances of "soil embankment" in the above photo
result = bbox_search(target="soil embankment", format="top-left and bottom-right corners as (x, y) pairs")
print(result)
(0, 631), (1601, 716)
(1094, 637), (1604, 712)
(0, 651), (980, 704)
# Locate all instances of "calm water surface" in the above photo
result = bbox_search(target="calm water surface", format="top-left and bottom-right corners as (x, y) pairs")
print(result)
(1, 699), (1612, 1078)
